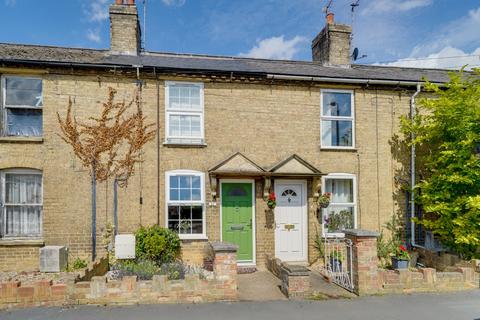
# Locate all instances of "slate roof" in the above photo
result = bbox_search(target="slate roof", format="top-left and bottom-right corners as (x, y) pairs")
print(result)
(0, 42), (454, 83)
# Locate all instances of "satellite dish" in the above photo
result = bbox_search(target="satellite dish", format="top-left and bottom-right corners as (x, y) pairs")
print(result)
(352, 48), (359, 61)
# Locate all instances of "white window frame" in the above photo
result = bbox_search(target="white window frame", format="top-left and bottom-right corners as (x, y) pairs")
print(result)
(165, 170), (207, 240)
(0, 168), (43, 239)
(1, 75), (43, 137)
(321, 173), (357, 237)
(164, 81), (205, 144)
(320, 89), (355, 149)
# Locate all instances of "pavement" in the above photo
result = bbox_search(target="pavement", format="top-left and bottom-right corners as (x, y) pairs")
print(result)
(237, 270), (286, 301)
(2, 290), (479, 320)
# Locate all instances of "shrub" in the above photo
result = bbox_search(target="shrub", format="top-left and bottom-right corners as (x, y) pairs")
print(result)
(67, 257), (88, 271)
(135, 225), (181, 265)
(111, 260), (188, 280)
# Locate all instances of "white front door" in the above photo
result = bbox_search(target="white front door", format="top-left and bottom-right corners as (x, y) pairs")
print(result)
(274, 180), (307, 262)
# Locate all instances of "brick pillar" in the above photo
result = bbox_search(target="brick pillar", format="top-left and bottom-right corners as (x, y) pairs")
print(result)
(211, 242), (238, 280)
(210, 242), (238, 300)
(344, 229), (380, 296)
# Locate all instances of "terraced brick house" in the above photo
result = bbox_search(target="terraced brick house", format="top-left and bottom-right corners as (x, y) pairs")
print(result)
(0, 0), (450, 271)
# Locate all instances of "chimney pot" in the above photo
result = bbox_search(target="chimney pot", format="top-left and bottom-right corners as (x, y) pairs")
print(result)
(115, 0), (135, 5)
(326, 12), (334, 25)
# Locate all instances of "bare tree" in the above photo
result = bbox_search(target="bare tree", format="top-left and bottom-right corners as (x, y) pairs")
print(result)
(58, 87), (155, 260)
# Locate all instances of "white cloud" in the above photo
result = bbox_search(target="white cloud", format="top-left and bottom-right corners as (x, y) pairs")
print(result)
(410, 7), (480, 58)
(380, 46), (480, 70)
(4, 0), (16, 6)
(86, 29), (101, 43)
(238, 36), (307, 60)
(361, 0), (433, 14)
(85, 0), (110, 22)
(162, 0), (186, 7)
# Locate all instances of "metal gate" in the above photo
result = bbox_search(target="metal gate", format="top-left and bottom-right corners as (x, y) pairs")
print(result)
(322, 237), (354, 292)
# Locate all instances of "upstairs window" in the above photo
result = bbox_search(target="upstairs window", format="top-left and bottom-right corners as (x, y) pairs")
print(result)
(321, 90), (354, 148)
(165, 82), (204, 145)
(0, 169), (43, 238)
(1, 76), (43, 137)
(165, 170), (205, 239)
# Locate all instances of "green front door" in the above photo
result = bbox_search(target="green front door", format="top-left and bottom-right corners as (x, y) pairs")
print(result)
(221, 182), (254, 263)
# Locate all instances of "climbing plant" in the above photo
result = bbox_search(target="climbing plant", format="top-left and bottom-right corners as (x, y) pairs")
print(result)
(57, 87), (155, 260)
(400, 69), (480, 259)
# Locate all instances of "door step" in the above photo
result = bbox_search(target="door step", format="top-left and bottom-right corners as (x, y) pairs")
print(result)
(237, 266), (257, 274)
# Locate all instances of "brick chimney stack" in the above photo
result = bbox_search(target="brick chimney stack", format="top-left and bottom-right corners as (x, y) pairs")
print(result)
(109, 0), (141, 55)
(311, 12), (352, 67)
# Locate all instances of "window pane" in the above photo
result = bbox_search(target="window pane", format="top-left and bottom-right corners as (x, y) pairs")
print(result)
(5, 205), (41, 237)
(323, 92), (351, 117)
(191, 206), (202, 219)
(325, 178), (353, 203)
(168, 84), (201, 110)
(6, 108), (42, 137)
(167, 205), (203, 235)
(170, 189), (179, 201)
(169, 176), (179, 189)
(191, 221), (203, 234)
(179, 176), (191, 188)
(168, 206), (179, 220)
(5, 174), (42, 204)
(180, 206), (191, 220)
(191, 188), (201, 201)
(179, 188), (191, 201)
(191, 176), (200, 189)
(5, 77), (43, 107)
(323, 206), (354, 233)
(168, 115), (201, 138)
(321, 120), (352, 147)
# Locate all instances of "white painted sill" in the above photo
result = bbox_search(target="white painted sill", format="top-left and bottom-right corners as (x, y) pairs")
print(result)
(0, 136), (44, 143)
(0, 238), (45, 246)
(179, 235), (209, 241)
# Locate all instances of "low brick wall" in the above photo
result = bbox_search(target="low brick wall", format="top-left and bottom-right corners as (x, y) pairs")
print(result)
(0, 242), (238, 309)
(379, 267), (479, 293)
(266, 254), (310, 299)
(345, 229), (480, 296)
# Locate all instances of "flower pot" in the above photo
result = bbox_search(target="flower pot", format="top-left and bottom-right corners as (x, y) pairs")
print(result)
(329, 257), (342, 272)
(391, 257), (409, 269)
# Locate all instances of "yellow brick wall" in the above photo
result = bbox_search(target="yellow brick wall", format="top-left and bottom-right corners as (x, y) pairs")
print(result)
(0, 69), (413, 270)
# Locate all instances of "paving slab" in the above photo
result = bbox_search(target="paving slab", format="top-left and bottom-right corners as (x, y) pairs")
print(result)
(237, 271), (286, 301)
(309, 270), (357, 299)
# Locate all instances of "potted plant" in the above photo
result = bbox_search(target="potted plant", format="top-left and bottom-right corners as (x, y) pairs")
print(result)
(318, 192), (331, 208)
(329, 250), (343, 272)
(267, 192), (276, 209)
(391, 245), (410, 269)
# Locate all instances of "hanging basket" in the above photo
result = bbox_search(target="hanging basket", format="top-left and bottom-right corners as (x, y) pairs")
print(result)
(266, 192), (276, 209)
(317, 193), (331, 208)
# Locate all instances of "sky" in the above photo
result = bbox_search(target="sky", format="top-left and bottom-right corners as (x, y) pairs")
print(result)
(1, 0), (480, 69)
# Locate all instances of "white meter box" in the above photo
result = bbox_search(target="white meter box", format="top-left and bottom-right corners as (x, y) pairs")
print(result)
(115, 234), (136, 259)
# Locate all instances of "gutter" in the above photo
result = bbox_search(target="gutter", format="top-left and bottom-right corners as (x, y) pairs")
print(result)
(266, 74), (443, 86)
(410, 83), (421, 246)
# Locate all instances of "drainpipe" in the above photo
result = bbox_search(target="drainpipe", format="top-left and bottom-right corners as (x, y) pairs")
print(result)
(410, 83), (421, 246)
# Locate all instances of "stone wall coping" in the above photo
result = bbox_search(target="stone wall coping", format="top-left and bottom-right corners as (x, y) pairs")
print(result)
(210, 242), (238, 253)
(343, 229), (380, 238)
(281, 263), (310, 276)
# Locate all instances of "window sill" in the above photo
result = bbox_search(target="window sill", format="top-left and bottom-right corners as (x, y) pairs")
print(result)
(0, 136), (44, 144)
(0, 238), (44, 246)
(163, 142), (207, 148)
(320, 147), (357, 152)
(179, 235), (209, 241)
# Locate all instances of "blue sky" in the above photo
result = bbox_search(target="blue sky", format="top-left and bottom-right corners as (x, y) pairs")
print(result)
(1, 0), (480, 68)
